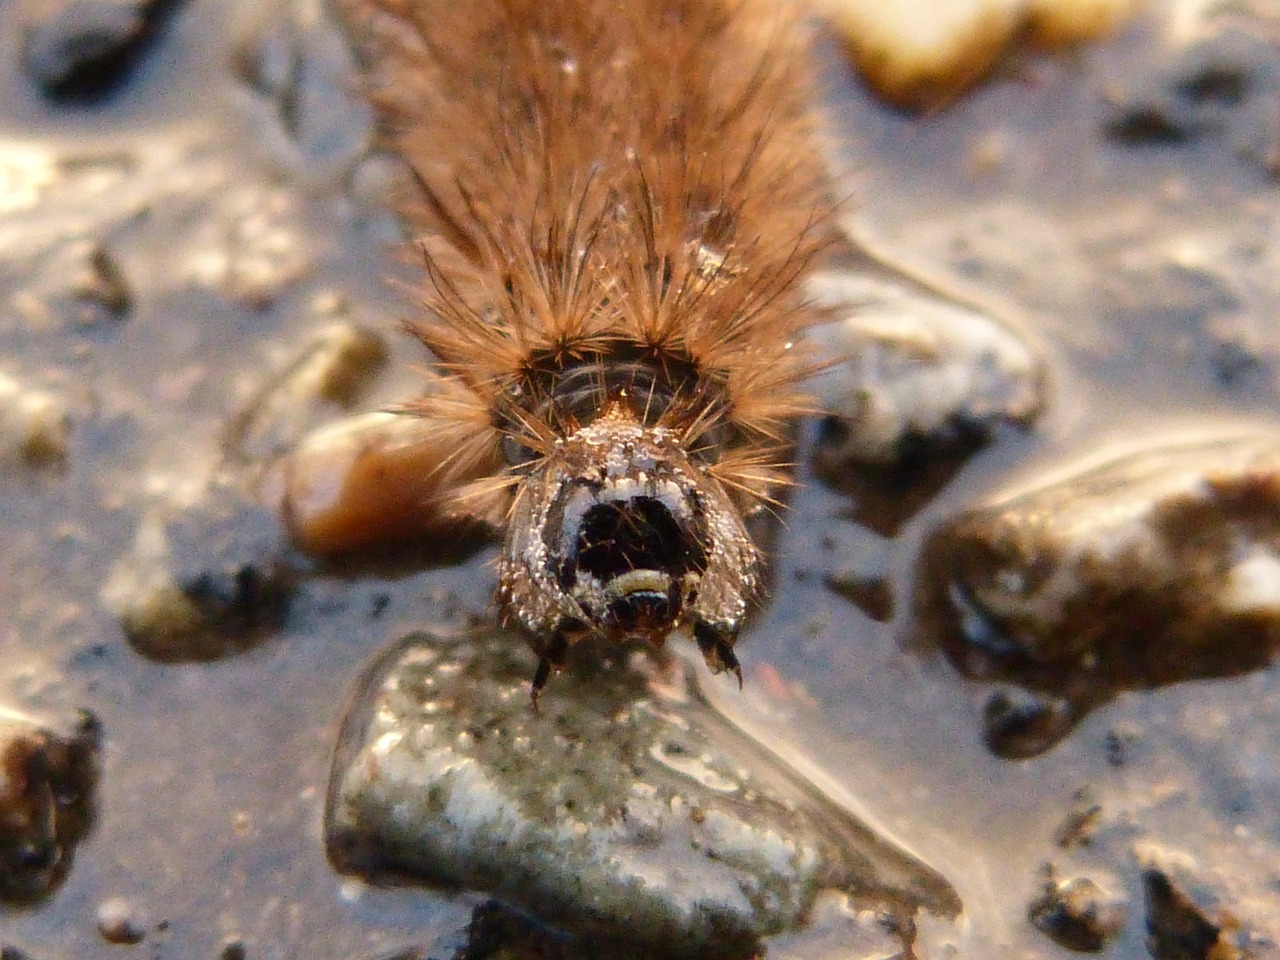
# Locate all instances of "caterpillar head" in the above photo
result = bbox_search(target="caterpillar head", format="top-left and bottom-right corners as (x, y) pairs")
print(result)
(497, 404), (759, 696)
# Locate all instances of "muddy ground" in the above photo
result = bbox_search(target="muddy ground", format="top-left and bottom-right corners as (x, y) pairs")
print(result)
(2, 0), (1280, 957)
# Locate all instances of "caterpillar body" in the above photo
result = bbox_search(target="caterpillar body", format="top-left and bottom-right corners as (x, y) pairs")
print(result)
(343, 0), (836, 696)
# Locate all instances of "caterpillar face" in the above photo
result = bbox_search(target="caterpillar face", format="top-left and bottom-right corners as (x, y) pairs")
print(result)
(500, 402), (758, 696)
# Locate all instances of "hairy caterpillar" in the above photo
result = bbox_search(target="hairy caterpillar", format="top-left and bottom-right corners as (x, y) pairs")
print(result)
(341, 0), (835, 697)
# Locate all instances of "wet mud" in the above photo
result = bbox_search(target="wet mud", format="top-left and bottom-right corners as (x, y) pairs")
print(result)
(3, 0), (1280, 958)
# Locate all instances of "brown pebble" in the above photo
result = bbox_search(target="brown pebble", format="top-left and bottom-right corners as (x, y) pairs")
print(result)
(1029, 872), (1126, 952)
(811, 0), (1140, 110)
(96, 897), (145, 944)
(277, 412), (492, 556)
(72, 244), (132, 322)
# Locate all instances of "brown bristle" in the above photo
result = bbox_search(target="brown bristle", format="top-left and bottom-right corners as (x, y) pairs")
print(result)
(340, 0), (836, 692)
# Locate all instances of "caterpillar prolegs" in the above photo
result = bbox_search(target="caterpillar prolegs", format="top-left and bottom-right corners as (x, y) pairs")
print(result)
(342, 0), (836, 697)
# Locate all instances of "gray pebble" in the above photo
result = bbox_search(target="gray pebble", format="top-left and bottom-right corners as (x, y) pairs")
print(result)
(326, 629), (959, 958)
(805, 247), (1043, 472)
(100, 482), (294, 662)
(21, 0), (184, 102)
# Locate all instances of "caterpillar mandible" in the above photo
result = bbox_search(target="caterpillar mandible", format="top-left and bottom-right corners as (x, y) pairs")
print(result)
(341, 0), (836, 698)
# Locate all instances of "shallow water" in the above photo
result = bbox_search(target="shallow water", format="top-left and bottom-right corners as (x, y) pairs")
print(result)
(2, 0), (1280, 957)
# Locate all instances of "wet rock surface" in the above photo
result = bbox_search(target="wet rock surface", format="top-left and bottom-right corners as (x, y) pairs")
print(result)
(229, 0), (373, 173)
(923, 434), (1280, 753)
(328, 630), (958, 959)
(0, 707), (99, 902)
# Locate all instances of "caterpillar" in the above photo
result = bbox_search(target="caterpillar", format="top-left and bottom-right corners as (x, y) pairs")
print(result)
(341, 0), (836, 697)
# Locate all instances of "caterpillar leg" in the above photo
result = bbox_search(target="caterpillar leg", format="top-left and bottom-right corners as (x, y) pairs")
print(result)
(694, 621), (744, 689)
(529, 630), (569, 708)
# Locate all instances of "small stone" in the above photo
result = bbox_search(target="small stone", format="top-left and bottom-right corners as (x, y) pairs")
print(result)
(96, 897), (145, 945)
(218, 939), (247, 960)
(326, 630), (960, 957)
(1054, 797), (1102, 849)
(1103, 106), (1198, 146)
(982, 688), (1076, 760)
(805, 249), (1042, 472)
(1209, 338), (1266, 388)
(1137, 843), (1280, 960)
(20, 0), (184, 102)
(1029, 872), (1126, 952)
(1143, 869), (1219, 960)
(0, 371), (72, 471)
(809, 0), (1140, 110)
(1176, 62), (1250, 106)
(100, 482), (294, 662)
(276, 411), (493, 556)
(1104, 723), (1141, 768)
(923, 434), (1280, 750)
(70, 244), (131, 325)
(0, 707), (99, 903)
